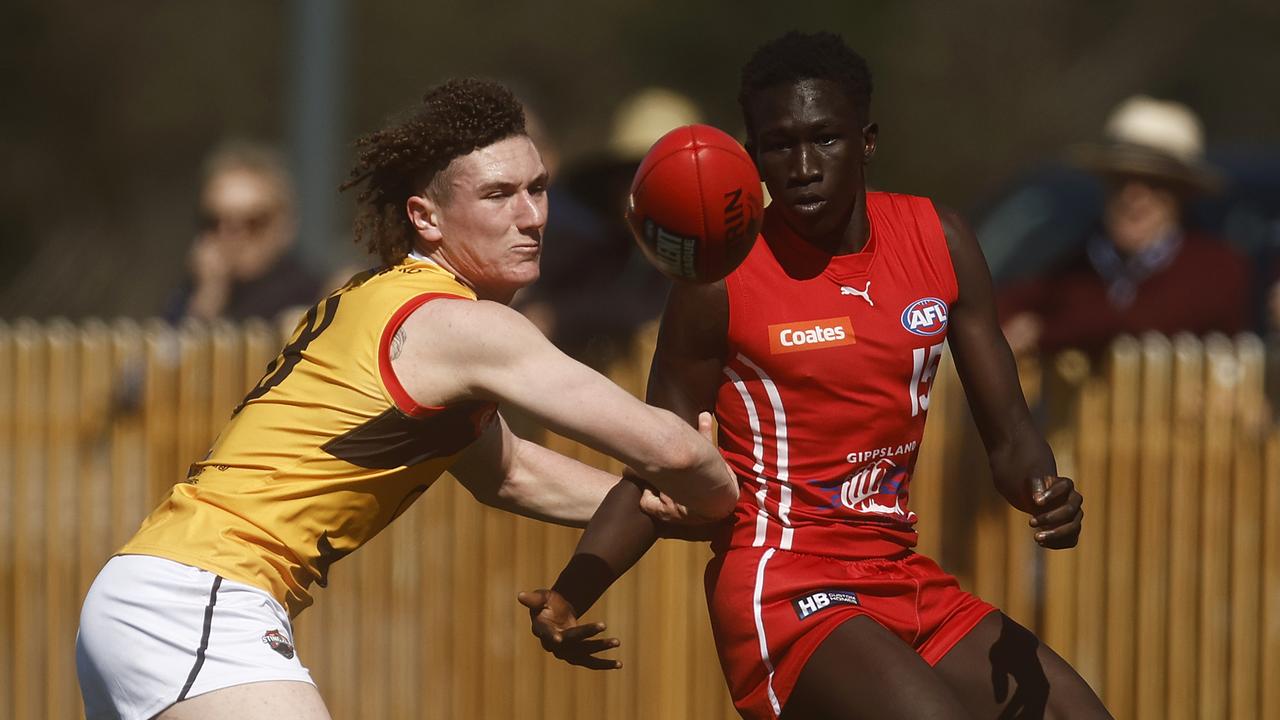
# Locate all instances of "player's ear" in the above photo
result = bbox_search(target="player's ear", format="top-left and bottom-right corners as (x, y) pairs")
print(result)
(861, 123), (879, 164)
(407, 194), (444, 244)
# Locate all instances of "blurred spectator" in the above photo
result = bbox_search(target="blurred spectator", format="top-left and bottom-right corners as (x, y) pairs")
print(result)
(998, 96), (1249, 356)
(164, 140), (324, 323)
(515, 88), (702, 366)
(1263, 216), (1280, 333)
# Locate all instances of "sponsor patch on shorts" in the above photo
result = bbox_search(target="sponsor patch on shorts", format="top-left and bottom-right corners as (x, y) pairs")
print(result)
(263, 629), (295, 659)
(792, 589), (860, 620)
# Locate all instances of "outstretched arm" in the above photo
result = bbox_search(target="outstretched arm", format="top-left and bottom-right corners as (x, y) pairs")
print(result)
(939, 206), (1083, 548)
(391, 297), (736, 518)
(520, 280), (731, 668)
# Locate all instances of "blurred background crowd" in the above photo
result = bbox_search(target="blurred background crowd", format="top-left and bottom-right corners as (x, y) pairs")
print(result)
(2, 0), (1279, 365)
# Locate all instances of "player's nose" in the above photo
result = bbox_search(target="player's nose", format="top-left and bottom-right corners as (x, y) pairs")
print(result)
(515, 189), (546, 230)
(790, 144), (822, 185)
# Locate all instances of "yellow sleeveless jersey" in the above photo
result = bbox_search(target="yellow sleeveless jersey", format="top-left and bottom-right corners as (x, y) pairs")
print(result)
(120, 256), (497, 617)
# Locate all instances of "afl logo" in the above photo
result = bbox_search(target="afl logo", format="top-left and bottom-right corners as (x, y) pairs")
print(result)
(901, 297), (949, 336)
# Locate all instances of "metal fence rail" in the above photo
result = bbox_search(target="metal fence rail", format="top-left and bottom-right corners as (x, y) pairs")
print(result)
(0, 319), (1276, 718)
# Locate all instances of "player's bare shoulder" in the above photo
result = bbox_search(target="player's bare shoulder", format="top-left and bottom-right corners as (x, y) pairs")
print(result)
(930, 202), (992, 306)
(931, 203), (978, 257)
(392, 297), (548, 406)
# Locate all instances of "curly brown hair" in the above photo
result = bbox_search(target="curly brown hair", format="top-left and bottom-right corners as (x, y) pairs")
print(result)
(341, 78), (527, 264)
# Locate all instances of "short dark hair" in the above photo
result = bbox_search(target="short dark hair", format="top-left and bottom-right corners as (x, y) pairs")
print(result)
(342, 78), (527, 264)
(738, 31), (874, 135)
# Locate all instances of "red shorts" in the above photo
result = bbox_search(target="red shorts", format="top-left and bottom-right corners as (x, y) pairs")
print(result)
(704, 546), (997, 720)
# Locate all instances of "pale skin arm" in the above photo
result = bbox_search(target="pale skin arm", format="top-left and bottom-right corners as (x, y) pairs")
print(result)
(450, 412), (620, 528)
(390, 297), (738, 518)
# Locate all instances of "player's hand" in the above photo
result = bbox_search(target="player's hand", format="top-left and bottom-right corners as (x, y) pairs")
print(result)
(639, 487), (724, 541)
(1027, 475), (1083, 549)
(639, 487), (689, 524)
(517, 588), (621, 670)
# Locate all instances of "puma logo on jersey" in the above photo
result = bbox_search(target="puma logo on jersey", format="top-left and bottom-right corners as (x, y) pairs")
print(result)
(901, 297), (949, 336)
(768, 317), (856, 354)
(840, 281), (874, 307)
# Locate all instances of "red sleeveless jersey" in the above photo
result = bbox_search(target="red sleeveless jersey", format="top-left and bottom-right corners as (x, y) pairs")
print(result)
(715, 191), (957, 559)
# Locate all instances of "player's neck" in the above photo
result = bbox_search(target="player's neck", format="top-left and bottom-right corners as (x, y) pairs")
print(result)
(409, 247), (475, 293)
(809, 190), (871, 256)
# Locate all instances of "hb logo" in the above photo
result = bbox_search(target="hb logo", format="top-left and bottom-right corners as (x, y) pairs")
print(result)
(792, 589), (860, 620)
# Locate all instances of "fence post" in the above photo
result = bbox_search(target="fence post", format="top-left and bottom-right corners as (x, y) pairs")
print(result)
(1198, 335), (1237, 718)
(1103, 336), (1141, 718)
(143, 321), (179, 508)
(44, 321), (79, 720)
(1041, 350), (1089, 658)
(1003, 356), (1043, 631)
(75, 321), (112, 606)
(1134, 333), (1173, 719)
(1262, 425), (1280, 719)
(12, 320), (47, 720)
(1230, 335), (1265, 718)
(0, 321), (13, 716)
(1165, 334), (1204, 719)
(107, 320), (144, 551)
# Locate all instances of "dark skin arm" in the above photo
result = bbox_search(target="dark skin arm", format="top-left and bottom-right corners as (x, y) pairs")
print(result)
(938, 205), (1083, 547)
(518, 279), (729, 669)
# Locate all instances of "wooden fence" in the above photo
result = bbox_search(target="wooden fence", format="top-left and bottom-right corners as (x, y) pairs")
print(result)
(0, 318), (1277, 719)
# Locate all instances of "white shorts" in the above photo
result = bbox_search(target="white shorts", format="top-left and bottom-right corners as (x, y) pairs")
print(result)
(76, 555), (315, 720)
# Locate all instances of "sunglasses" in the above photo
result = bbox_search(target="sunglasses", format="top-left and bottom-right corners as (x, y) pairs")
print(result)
(198, 209), (277, 235)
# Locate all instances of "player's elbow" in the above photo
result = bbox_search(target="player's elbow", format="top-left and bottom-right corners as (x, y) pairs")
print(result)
(490, 473), (527, 509)
(640, 422), (706, 477)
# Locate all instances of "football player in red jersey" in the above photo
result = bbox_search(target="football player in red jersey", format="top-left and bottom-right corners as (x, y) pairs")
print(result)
(522, 32), (1110, 719)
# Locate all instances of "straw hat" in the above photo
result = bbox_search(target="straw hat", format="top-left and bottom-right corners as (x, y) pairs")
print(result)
(608, 87), (703, 160)
(1068, 95), (1222, 194)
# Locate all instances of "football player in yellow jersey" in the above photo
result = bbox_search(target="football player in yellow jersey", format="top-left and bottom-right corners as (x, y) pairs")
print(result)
(76, 78), (737, 720)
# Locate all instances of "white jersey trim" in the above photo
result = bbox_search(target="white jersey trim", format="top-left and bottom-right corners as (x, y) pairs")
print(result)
(724, 365), (771, 547)
(753, 547), (782, 717)
(737, 353), (794, 550)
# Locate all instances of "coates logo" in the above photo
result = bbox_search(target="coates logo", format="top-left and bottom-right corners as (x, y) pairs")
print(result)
(768, 317), (855, 354)
(900, 297), (949, 336)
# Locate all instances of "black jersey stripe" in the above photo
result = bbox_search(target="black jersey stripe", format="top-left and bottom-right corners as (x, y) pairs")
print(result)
(177, 575), (223, 702)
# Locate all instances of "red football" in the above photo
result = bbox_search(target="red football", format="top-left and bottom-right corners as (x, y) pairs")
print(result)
(626, 124), (763, 283)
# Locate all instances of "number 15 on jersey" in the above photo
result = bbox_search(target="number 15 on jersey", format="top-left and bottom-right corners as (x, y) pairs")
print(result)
(909, 342), (945, 417)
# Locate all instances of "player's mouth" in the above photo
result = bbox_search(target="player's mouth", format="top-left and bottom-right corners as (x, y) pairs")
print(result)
(789, 193), (828, 215)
